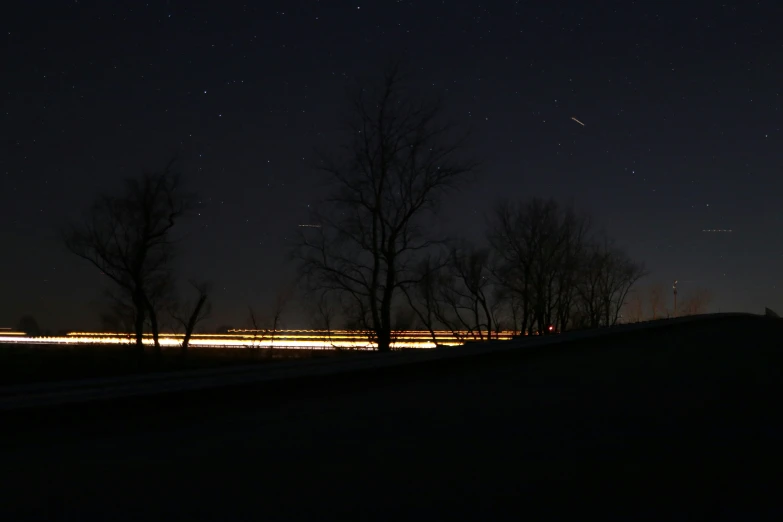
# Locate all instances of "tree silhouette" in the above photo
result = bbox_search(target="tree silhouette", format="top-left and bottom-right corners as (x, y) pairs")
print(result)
(576, 237), (648, 328)
(401, 255), (448, 345)
(489, 198), (591, 334)
(245, 285), (293, 354)
(436, 244), (497, 340)
(64, 161), (190, 355)
(489, 198), (644, 332)
(16, 315), (41, 337)
(170, 280), (212, 356)
(296, 63), (475, 352)
(97, 287), (136, 335)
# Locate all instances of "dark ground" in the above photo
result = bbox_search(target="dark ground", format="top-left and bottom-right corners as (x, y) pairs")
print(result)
(0, 344), (343, 385)
(1, 315), (782, 520)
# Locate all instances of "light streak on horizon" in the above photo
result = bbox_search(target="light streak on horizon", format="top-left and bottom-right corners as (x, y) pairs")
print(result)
(0, 330), (516, 350)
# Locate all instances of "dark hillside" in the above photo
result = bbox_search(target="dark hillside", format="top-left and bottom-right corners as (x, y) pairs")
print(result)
(2, 315), (782, 520)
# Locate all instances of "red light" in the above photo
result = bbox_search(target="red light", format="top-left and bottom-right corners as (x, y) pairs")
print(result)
(548, 325), (554, 331)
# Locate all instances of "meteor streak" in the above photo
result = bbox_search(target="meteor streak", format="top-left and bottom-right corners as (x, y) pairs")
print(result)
(571, 116), (585, 126)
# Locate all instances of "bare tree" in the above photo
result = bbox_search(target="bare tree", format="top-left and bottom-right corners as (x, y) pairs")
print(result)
(488, 285), (510, 338)
(170, 280), (212, 356)
(489, 200), (536, 335)
(144, 272), (177, 355)
(489, 198), (589, 335)
(246, 286), (293, 354)
(247, 306), (264, 355)
(401, 255), (446, 345)
(444, 244), (496, 340)
(552, 206), (591, 331)
(96, 288), (138, 342)
(64, 161), (189, 354)
(311, 291), (340, 350)
(576, 237), (647, 328)
(503, 287), (522, 335)
(437, 280), (480, 340)
(527, 201), (569, 334)
(296, 63), (475, 352)
(489, 198), (646, 333)
(247, 305), (263, 350)
(268, 287), (291, 349)
(391, 306), (417, 345)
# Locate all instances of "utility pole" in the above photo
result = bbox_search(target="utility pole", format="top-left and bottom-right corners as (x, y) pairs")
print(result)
(673, 280), (678, 317)
(672, 280), (697, 317)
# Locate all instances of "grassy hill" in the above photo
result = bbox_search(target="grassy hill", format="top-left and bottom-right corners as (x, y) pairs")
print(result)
(1, 314), (782, 520)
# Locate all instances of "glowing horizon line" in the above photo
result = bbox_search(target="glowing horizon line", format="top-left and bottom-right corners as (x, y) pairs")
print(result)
(2, 329), (517, 350)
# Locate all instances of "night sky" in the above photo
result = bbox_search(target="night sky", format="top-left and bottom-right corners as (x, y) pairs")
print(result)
(3, 1), (782, 331)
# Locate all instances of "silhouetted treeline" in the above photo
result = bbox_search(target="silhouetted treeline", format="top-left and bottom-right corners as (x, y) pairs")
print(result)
(404, 198), (647, 342)
(294, 62), (649, 351)
(59, 61), (691, 355)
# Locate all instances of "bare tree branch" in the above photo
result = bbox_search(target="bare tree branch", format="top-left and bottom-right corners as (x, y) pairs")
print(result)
(489, 198), (645, 333)
(170, 280), (212, 355)
(64, 161), (192, 356)
(294, 63), (476, 352)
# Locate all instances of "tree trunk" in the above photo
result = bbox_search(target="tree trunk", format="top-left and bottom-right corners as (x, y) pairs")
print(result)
(132, 289), (146, 360)
(181, 332), (191, 359)
(377, 327), (392, 352)
(479, 296), (492, 341)
(425, 317), (438, 347)
(377, 252), (396, 353)
(147, 304), (161, 362)
(182, 294), (208, 357)
(473, 305), (483, 340)
(510, 299), (519, 336)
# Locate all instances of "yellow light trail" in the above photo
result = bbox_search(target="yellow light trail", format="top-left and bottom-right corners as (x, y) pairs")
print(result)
(0, 330), (516, 350)
(571, 116), (585, 127)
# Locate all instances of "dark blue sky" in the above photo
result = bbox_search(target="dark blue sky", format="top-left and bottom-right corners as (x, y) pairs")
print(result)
(2, 0), (782, 330)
